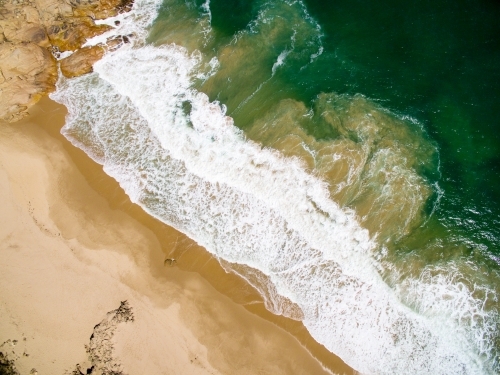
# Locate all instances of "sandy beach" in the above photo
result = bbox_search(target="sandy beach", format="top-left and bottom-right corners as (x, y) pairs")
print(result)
(0, 97), (354, 374)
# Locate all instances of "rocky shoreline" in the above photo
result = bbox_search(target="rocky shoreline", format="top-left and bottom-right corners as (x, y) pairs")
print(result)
(0, 0), (133, 122)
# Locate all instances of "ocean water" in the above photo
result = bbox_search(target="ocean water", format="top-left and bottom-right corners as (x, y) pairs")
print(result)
(51, 0), (500, 373)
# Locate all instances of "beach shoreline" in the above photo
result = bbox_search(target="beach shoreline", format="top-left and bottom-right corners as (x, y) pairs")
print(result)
(0, 96), (354, 374)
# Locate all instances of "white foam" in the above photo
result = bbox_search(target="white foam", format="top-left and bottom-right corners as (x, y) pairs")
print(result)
(272, 49), (290, 75)
(394, 264), (499, 369)
(56, 50), (74, 60)
(53, 50), (490, 375)
(200, 0), (211, 22)
(50, 0), (496, 373)
(94, 46), (377, 278)
(271, 29), (296, 75)
(82, 0), (162, 48)
(309, 45), (324, 63)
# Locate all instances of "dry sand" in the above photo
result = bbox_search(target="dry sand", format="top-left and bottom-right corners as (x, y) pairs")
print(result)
(0, 97), (355, 375)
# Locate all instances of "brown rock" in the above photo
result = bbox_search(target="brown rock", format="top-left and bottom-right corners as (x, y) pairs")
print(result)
(60, 44), (105, 78)
(23, 6), (41, 24)
(47, 17), (111, 52)
(70, 0), (134, 20)
(3, 23), (49, 46)
(0, 0), (134, 122)
(0, 4), (50, 46)
(33, 0), (73, 24)
(0, 42), (57, 122)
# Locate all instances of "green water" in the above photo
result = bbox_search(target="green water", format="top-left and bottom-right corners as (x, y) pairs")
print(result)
(195, 0), (500, 264)
(146, 0), (500, 370)
(202, 0), (500, 255)
(302, 0), (500, 255)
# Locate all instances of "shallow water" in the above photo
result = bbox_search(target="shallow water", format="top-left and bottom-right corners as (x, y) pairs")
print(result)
(52, 0), (500, 373)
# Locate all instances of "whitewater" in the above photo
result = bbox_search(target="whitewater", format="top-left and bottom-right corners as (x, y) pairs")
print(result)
(51, 0), (498, 373)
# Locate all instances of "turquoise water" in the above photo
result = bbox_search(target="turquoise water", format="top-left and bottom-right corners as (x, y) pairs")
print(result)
(52, 0), (500, 373)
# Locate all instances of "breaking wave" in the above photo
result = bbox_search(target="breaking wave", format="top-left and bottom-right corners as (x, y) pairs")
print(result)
(51, 0), (499, 373)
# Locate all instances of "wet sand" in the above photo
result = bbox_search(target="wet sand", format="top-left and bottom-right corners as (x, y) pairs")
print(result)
(0, 96), (355, 374)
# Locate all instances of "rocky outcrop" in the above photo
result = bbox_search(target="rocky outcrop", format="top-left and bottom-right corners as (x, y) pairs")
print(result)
(0, 351), (21, 375)
(59, 35), (128, 77)
(0, 42), (57, 122)
(71, 301), (134, 375)
(0, 0), (133, 122)
(60, 44), (105, 77)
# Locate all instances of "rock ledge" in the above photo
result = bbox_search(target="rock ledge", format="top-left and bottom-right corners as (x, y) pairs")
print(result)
(0, 0), (133, 122)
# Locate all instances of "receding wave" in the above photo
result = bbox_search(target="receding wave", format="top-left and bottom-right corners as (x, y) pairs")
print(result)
(51, 0), (499, 373)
